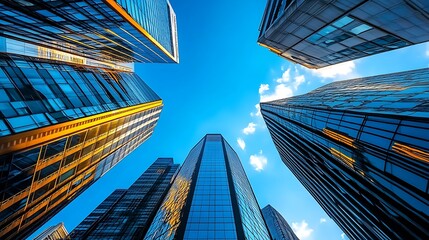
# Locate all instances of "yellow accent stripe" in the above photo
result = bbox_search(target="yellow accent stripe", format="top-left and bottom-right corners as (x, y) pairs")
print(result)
(392, 142), (429, 163)
(104, 0), (176, 61)
(0, 100), (163, 155)
(258, 42), (283, 55)
(330, 148), (355, 168)
(323, 128), (356, 149)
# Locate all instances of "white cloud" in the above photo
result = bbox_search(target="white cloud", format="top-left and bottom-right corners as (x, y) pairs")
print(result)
(250, 103), (262, 117)
(310, 61), (356, 79)
(237, 138), (246, 150)
(260, 83), (293, 102)
(341, 233), (346, 239)
(320, 218), (327, 223)
(259, 84), (269, 94)
(243, 122), (256, 135)
(276, 68), (291, 83)
(293, 74), (305, 90)
(249, 150), (267, 171)
(292, 220), (314, 239)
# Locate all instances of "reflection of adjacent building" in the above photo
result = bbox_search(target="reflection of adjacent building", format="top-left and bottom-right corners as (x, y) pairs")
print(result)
(261, 68), (429, 239)
(144, 134), (272, 240)
(33, 222), (69, 240)
(0, 0), (179, 239)
(69, 158), (179, 239)
(262, 205), (299, 240)
(0, 0), (179, 64)
(257, 0), (429, 69)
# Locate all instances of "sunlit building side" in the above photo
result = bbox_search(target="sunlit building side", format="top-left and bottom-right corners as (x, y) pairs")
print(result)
(0, 0), (179, 239)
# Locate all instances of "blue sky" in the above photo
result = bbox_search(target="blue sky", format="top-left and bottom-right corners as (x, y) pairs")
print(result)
(29, 0), (429, 239)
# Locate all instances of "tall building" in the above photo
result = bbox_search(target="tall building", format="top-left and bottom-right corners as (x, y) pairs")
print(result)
(144, 134), (272, 240)
(0, 0), (178, 239)
(260, 68), (429, 239)
(69, 158), (179, 239)
(262, 205), (299, 240)
(0, 0), (179, 64)
(257, 0), (429, 69)
(33, 222), (69, 240)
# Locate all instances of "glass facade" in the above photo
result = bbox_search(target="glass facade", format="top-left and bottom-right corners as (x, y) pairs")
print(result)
(261, 68), (429, 239)
(144, 134), (271, 240)
(0, 59), (163, 238)
(69, 158), (179, 239)
(0, 0), (179, 63)
(0, 0), (179, 238)
(258, 0), (429, 68)
(262, 205), (299, 240)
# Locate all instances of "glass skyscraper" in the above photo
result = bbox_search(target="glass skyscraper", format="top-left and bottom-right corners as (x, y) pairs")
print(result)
(144, 134), (271, 240)
(261, 68), (429, 239)
(0, 0), (179, 64)
(33, 222), (69, 240)
(0, 0), (178, 239)
(69, 158), (179, 239)
(262, 205), (299, 240)
(258, 0), (429, 69)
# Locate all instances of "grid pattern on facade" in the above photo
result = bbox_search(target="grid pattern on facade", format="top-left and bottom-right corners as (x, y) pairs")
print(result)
(183, 139), (237, 240)
(0, 54), (160, 137)
(144, 135), (271, 240)
(33, 222), (69, 240)
(261, 68), (429, 239)
(0, 105), (161, 239)
(70, 158), (179, 239)
(224, 141), (271, 240)
(258, 0), (429, 68)
(144, 139), (205, 240)
(0, 0), (178, 63)
(262, 205), (299, 240)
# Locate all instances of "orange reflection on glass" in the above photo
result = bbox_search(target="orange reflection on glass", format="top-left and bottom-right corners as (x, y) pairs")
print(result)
(160, 176), (191, 237)
(392, 142), (429, 163)
(323, 128), (356, 149)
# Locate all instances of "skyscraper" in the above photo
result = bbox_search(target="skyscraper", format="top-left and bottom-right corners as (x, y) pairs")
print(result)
(144, 134), (271, 240)
(69, 158), (179, 239)
(33, 222), (69, 240)
(257, 0), (429, 69)
(0, 0), (178, 239)
(0, 0), (179, 63)
(260, 68), (429, 239)
(262, 205), (299, 240)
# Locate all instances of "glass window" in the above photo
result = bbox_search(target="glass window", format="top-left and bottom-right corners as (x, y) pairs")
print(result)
(59, 168), (75, 183)
(332, 16), (354, 28)
(350, 24), (372, 35)
(318, 26), (336, 37)
(7, 115), (36, 133)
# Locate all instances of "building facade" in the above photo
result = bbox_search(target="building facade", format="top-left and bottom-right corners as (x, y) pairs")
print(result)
(258, 0), (429, 69)
(144, 134), (271, 240)
(262, 205), (299, 240)
(261, 68), (429, 239)
(33, 222), (69, 240)
(0, 0), (178, 239)
(0, 0), (179, 64)
(69, 158), (179, 239)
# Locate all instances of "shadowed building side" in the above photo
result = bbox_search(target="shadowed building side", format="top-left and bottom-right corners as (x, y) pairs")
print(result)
(69, 158), (179, 239)
(258, 0), (429, 69)
(261, 68), (429, 239)
(262, 205), (299, 240)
